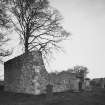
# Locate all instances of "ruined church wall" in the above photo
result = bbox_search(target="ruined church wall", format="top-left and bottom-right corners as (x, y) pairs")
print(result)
(4, 51), (48, 95)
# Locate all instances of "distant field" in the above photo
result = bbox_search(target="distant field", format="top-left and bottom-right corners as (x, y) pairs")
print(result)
(0, 87), (105, 105)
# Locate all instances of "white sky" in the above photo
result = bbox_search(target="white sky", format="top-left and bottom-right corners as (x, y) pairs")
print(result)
(48, 0), (105, 78)
(0, 0), (105, 79)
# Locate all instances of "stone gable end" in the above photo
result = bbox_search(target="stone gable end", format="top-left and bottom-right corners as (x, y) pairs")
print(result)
(4, 51), (48, 95)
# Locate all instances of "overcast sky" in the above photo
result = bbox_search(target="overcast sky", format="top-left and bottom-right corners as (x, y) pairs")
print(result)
(0, 0), (105, 79)
(48, 0), (105, 78)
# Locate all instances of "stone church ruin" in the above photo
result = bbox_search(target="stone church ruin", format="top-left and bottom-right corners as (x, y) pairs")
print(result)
(3, 50), (92, 95)
(4, 51), (48, 95)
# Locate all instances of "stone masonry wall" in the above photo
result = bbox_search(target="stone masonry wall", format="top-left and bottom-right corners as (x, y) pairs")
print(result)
(4, 51), (48, 95)
(48, 72), (80, 92)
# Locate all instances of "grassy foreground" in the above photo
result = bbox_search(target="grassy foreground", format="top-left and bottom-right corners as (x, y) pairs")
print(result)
(0, 87), (105, 105)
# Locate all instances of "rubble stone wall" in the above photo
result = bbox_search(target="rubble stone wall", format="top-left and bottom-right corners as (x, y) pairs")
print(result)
(4, 51), (48, 95)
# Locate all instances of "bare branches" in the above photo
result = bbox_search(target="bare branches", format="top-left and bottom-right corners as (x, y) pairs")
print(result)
(0, 49), (13, 57)
(27, 7), (70, 55)
(0, 0), (70, 60)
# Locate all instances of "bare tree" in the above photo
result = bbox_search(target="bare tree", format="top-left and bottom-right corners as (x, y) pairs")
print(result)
(73, 65), (88, 80)
(1, 0), (70, 59)
(73, 65), (88, 73)
(0, 1), (12, 57)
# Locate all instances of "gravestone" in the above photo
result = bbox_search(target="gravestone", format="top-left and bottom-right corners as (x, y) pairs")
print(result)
(4, 51), (48, 95)
(46, 84), (53, 100)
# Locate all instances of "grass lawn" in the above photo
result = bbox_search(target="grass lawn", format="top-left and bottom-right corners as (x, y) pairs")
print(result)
(0, 87), (105, 105)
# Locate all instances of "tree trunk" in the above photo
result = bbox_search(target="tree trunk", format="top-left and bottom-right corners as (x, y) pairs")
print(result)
(25, 38), (29, 54)
(24, 27), (30, 54)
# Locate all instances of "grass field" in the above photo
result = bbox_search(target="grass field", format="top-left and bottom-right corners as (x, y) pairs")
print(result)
(0, 87), (105, 105)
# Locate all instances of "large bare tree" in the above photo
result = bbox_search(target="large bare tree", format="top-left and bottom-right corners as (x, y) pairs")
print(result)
(0, 0), (70, 94)
(0, 0), (70, 59)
